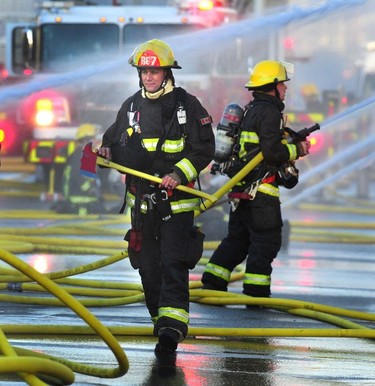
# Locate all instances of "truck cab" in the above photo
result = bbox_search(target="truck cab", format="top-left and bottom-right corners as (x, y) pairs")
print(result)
(2, 0), (238, 198)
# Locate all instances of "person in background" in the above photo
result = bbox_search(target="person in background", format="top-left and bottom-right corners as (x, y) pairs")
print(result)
(98, 39), (215, 355)
(57, 123), (104, 215)
(201, 60), (311, 301)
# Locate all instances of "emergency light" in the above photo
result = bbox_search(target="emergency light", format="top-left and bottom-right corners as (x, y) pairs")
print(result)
(35, 99), (54, 126)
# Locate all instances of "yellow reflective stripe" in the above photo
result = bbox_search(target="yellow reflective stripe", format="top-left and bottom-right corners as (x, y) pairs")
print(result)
(81, 180), (92, 192)
(162, 139), (184, 153)
(67, 141), (76, 156)
(126, 192), (148, 213)
(142, 138), (185, 153)
(29, 148), (40, 162)
(54, 155), (67, 163)
(170, 198), (200, 213)
(205, 263), (231, 282)
(69, 196), (97, 204)
(286, 143), (298, 161)
(175, 158), (197, 181)
(239, 131), (259, 158)
(243, 273), (271, 286)
(28, 141), (54, 162)
(159, 307), (189, 324)
(258, 183), (279, 197)
(142, 138), (158, 151)
(126, 192), (199, 214)
(240, 130), (259, 144)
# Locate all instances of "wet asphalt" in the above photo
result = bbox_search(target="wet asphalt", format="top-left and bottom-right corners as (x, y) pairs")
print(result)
(0, 166), (375, 385)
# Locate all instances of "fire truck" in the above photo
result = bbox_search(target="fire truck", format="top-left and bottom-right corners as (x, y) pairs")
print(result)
(0, 0), (41, 156)
(1, 0), (238, 198)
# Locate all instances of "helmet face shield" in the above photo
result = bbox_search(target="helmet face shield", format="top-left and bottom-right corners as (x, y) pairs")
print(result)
(281, 61), (294, 80)
(128, 39), (181, 69)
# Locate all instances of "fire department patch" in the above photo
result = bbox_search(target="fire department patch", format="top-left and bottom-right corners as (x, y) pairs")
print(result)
(200, 116), (212, 126)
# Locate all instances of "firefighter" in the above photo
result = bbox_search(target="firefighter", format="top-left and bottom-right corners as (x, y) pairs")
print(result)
(98, 39), (215, 354)
(201, 60), (311, 299)
(57, 123), (104, 215)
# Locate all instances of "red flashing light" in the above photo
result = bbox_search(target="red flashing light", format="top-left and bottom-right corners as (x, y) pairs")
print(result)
(283, 37), (295, 51)
(1, 68), (8, 80)
(0, 116), (17, 154)
(23, 68), (33, 76)
(21, 89), (72, 128)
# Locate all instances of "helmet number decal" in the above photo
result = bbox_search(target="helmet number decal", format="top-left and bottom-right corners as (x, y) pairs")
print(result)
(139, 51), (160, 67)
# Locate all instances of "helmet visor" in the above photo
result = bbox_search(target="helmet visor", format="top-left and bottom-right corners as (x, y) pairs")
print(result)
(281, 61), (294, 80)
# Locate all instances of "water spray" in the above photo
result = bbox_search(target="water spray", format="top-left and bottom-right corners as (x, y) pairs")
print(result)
(0, 0), (367, 105)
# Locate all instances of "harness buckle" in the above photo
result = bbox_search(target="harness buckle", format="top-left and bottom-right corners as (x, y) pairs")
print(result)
(160, 189), (169, 201)
(244, 180), (260, 200)
(148, 189), (168, 205)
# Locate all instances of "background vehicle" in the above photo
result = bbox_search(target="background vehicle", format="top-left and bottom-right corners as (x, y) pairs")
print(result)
(0, 0), (41, 156)
(1, 1), (374, 203)
(1, 0), (238, 197)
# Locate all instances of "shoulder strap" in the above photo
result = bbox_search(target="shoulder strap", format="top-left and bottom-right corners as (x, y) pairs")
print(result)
(175, 87), (188, 137)
(129, 90), (143, 113)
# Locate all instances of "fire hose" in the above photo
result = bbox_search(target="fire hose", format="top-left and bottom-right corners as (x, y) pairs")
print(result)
(1, 150), (375, 384)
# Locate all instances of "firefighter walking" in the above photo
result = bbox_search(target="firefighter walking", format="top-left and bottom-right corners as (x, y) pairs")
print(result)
(202, 60), (311, 299)
(98, 39), (215, 354)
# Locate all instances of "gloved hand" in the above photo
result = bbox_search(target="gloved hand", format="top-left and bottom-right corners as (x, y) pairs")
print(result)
(296, 140), (311, 158)
(160, 171), (181, 189)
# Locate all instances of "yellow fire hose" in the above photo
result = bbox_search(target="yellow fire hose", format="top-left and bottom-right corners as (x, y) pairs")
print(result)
(1, 154), (375, 384)
(1, 243), (375, 384)
(0, 248), (129, 385)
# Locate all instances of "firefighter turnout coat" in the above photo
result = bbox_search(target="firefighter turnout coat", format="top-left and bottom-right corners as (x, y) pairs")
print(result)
(202, 91), (302, 297)
(101, 86), (214, 338)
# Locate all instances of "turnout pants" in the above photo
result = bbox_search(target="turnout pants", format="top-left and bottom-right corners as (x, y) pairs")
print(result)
(133, 209), (194, 339)
(202, 194), (282, 297)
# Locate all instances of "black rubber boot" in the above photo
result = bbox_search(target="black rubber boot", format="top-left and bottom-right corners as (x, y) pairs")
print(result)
(155, 328), (179, 354)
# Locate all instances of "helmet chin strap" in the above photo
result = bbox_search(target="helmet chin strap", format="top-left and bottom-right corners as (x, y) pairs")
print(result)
(142, 78), (174, 100)
(274, 84), (281, 100)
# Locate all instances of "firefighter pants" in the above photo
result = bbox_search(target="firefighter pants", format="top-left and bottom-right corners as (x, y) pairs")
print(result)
(201, 195), (282, 297)
(134, 209), (194, 339)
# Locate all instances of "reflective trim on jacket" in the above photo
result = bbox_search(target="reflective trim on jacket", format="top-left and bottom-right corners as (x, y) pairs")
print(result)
(142, 137), (185, 153)
(238, 130), (259, 159)
(257, 183), (279, 198)
(175, 158), (197, 181)
(126, 191), (200, 214)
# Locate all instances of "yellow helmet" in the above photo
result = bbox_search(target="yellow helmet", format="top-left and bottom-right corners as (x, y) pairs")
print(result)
(76, 123), (97, 140)
(301, 83), (318, 97)
(128, 39), (181, 69)
(245, 60), (293, 89)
